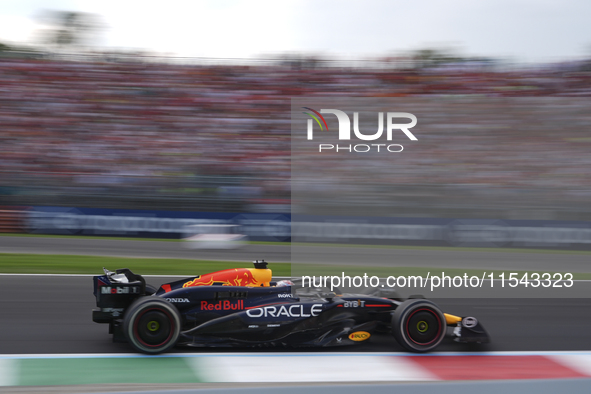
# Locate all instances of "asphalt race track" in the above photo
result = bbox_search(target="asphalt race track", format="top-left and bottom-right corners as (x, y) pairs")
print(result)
(2, 274), (591, 354)
(2, 236), (591, 354)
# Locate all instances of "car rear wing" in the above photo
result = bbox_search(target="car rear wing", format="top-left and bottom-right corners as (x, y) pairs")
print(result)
(93, 268), (146, 309)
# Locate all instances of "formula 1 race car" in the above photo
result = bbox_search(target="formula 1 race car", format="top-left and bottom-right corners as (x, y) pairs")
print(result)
(92, 261), (488, 354)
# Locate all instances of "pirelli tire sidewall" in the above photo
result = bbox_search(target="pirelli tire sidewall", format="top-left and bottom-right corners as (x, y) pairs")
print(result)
(392, 299), (447, 352)
(123, 296), (181, 354)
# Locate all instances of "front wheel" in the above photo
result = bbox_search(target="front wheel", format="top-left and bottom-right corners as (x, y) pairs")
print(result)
(123, 297), (181, 354)
(392, 299), (446, 352)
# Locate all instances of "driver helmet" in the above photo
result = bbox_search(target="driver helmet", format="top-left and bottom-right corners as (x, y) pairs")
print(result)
(276, 280), (294, 287)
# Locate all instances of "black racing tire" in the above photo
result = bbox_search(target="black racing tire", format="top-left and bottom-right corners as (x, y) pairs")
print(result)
(392, 299), (446, 352)
(145, 284), (158, 296)
(123, 297), (181, 354)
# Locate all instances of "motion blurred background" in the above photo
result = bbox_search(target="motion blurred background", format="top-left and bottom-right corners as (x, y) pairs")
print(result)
(3, 4), (591, 390)
(0, 0), (590, 247)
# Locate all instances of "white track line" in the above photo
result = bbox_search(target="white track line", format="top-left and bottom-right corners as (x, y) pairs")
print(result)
(189, 355), (436, 382)
(1, 273), (590, 284)
(0, 359), (16, 386)
(0, 273), (190, 278)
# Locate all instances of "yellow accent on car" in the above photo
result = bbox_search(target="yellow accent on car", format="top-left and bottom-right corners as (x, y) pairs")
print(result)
(348, 331), (371, 341)
(444, 313), (462, 324)
(247, 268), (272, 287)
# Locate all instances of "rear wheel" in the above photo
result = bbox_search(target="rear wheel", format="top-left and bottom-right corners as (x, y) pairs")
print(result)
(392, 299), (446, 352)
(123, 297), (181, 354)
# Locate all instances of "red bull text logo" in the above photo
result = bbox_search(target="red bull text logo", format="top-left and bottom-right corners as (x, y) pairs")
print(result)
(201, 300), (244, 311)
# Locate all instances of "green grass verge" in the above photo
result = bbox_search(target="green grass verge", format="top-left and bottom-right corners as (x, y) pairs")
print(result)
(0, 253), (291, 276)
(0, 254), (588, 281)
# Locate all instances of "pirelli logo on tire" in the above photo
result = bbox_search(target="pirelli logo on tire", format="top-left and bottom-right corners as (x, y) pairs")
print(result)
(348, 331), (371, 341)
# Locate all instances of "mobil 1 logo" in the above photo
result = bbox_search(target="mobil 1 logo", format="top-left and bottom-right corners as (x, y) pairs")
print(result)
(100, 285), (141, 295)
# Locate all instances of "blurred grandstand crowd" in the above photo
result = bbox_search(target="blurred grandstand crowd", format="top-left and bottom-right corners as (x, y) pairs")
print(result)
(1, 55), (590, 219)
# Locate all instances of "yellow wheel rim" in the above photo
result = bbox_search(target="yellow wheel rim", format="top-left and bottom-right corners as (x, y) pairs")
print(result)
(417, 321), (428, 333)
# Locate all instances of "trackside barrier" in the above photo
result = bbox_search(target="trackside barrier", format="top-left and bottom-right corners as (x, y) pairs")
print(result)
(24, 207), (291, 242)
(0, 209), (25, 233)
(19, 205), (591, 248)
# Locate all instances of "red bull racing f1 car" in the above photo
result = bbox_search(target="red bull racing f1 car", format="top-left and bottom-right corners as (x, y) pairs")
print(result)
(92, 261), (488, 354)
